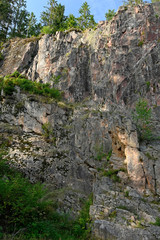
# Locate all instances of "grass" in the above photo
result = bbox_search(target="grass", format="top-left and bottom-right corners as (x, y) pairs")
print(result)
(42, 123), (56, 144)
(151, 217), (160, 226)
(94, 145), (112, 162)
(117, 205), (129, 211)
(138, 40), (144, 47)
(0, 71), (61, 100)
(102, 169), (121, 183)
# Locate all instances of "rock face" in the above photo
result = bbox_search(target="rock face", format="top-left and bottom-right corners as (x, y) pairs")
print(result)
(0, 2), (160, 240)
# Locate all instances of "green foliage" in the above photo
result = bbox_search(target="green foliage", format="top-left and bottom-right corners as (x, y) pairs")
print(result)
(125, 190), (129, 197)
(50, 74), (61, 84)
(0, 0), (12, 40)
(105, 9), (116, 21)
(9, 0), (29, 38)
(0, 52), (3, 61)
(65, 14), (78, 30)
(138, 40), (144, 47)
(40, 0), (66, 34)
(108, 210), (117, 218)
(102, 169), (121, 182)
(0, 156), (51, 234)
(117, 205), (129, 211)
(94, 145), (107, 161)
(123, 0), (144, 5)
(146, 81), (150, 91)
(41, 25), (53, 34)
(0, 71), (61, 100)
(0, 0), (41, 39)
(107, 150), (112, 161)
(77, 1), (96, 30)
(42, 123), (56, 143)
(0, 152), (93, 239)
(133, 99), (152, 140)
(26, 12), (41, 37)
(152, 0), (160, 2)
(152, 217), (160, 226)
(73, 194), (93, 238)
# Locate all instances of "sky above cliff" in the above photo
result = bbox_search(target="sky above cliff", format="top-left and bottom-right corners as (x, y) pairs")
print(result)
(26, 0), (124, 22)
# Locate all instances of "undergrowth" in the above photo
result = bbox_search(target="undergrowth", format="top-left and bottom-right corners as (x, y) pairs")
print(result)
(0, 71), (61, 100)
(0, 153), (92, 239)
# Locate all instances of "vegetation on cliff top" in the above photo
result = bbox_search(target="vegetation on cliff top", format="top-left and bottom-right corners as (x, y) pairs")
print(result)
(0, 0), (156, 43)
(0, 71), (62, 100)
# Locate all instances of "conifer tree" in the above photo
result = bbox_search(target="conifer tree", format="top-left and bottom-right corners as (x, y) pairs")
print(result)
(9, 0), (29, 37)
(27, 12), (41, 37)
(77, 1), (96, 30)
(0, 0), (12, 40)
(40, 0), (66, 34)
(64, 14), (78, 29)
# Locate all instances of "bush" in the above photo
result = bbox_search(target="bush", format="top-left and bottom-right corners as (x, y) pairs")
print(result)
(123, 0), (144, 5)
(41, 26), (53, 35)
(0, 157), (51, 234)
(105, 9), (116, 21)
(0, 71), (61, 100)
(0, 153), (92, 239)
(133, 99), (152, 140)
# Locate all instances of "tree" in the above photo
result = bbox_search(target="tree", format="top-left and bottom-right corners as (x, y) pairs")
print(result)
(64, 14), (78, 29)
(0, 0), (12, 41)
(26, 12), (41, 37)
(9, 0), (29, 38)
(105, 9), (116, 21)
(77, 1), (96, 30)
(40, 0), (66, 34)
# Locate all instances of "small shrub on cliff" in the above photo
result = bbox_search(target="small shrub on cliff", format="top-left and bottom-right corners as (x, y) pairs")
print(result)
(133, 98), (152, 140)
(0, 71), (61, 100)
(105, 9), (116, 21)
(152, 217), (160, 226)
(123, 0), (144, 5)
(42, 122), (56, 143)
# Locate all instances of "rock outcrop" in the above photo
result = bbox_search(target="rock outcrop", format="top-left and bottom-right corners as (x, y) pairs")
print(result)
(0, 2), (160, 239)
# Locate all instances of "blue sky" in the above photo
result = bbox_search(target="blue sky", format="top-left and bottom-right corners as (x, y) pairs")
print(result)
(26, 0), (124, 22)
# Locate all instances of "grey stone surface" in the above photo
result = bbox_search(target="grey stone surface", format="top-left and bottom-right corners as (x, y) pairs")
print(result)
(0, 3), (160, 239)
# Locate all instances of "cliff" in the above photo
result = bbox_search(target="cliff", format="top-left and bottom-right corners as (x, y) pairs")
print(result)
(0, 2), (160, 239)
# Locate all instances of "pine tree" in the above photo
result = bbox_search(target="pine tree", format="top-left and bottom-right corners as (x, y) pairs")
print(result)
(77, 1), (96, 30)
(65, 14), (78, 29)
(9, 0), (29, 38)
(40, 0), (66, 34)
(0, 0), (12, 40)
(26, 12), (41, 37)
(105, 9), (116, 21)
